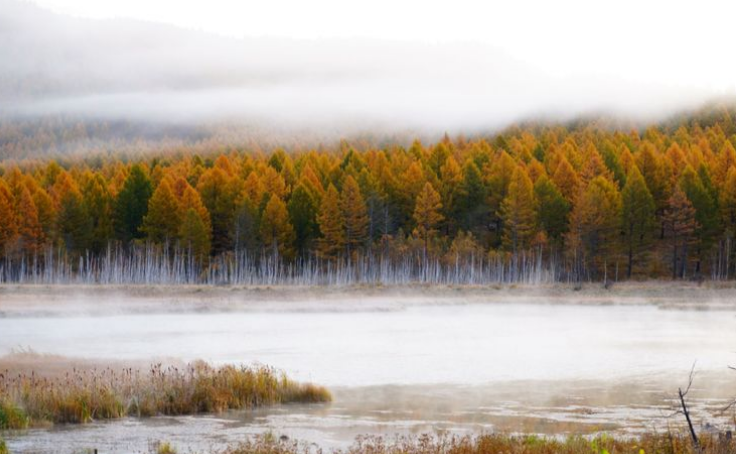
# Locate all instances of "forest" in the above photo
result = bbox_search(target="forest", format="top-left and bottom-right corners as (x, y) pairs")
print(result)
(2, 106), (736, 284)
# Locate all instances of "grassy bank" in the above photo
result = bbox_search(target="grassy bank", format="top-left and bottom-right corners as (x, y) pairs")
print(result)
(0, 361), (330, 428)
(176, 433), (734, 454)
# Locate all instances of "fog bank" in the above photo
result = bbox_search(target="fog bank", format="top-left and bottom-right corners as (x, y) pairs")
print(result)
(0, 0), (724, 134)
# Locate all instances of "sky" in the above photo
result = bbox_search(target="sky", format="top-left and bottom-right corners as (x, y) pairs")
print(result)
(2, 0), (733, 135)
(27, 0), (736, 91)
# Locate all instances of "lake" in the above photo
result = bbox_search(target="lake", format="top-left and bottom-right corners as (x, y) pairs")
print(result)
(1, 293), (735, 453)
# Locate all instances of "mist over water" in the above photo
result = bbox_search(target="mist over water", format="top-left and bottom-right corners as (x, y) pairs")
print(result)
(2, 295), (736, 453)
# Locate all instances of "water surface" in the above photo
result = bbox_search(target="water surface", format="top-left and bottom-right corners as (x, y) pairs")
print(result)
(1, 297), (735, 453)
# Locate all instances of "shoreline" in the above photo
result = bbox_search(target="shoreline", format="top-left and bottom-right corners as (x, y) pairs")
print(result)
(2, 281), (736, 316)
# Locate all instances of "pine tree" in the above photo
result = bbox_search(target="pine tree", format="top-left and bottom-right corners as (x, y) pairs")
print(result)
(143, 179), (182, 244)
(179, 185), (212, 234)
(317, 184), (345, 260)
(636, 143), (670, 215)
(663, 187), (699, 279)
(486, 151), (516, 244)
(57, 191), (92, 256)
(288, 184), (318, 256)
(260, 194), (295, 259)
(243, 172), (266, 206)
(0, 181), (18, 255)
(179, 208), (212, 266)
(551, 156), (580, 202)
(679, 165), (718, 274)
(15, 186), (43, 257)
(534, 175), (570, 247)
(232, 195), (261, 254)
(340, 175), (369, 257)
(197, 167), (238, 254)
(621, 166), (656, 277)
(32, 186), (56, 244)
(719, 167), (736, 277)
(567, 176), (622, 280)
(413, 182), (444, 259)
(83, 175), (114, 254)
(113, 165), (152, 243)
(499, 166), (537, 254)
(456, 160), (487, 234)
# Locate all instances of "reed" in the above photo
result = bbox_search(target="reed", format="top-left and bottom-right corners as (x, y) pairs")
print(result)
(0, 361), (330, 428)
(218, 433), (735, 454)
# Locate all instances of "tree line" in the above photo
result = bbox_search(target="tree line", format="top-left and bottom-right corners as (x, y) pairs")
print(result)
(2, 107), (736, 282)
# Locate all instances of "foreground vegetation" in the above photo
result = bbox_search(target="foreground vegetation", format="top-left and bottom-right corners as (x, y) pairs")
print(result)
(4, 105), (736, 283)
(0, 362), (330, 429)
(145, 433), (736, 454)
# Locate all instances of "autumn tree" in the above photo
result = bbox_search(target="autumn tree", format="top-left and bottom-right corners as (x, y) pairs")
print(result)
(197, 167), (239, 254)
(179, 208), (212, 266)
(567, 176), (622, 280)
(317, 184), (345, 260)
(719, 167), (736, 277)
(340, 175), (369, 257)
(679, 165), (718, 274)
(621, 166), (656, 277)
(663, 187), (699, 279)
(413, 182), (444, 260)
(499, 166), (537, 254)
(0, 181), (17, 255)
(260, 194), (295, 259)
(143, 179), (182, 244)
(15, 186), (44, 257)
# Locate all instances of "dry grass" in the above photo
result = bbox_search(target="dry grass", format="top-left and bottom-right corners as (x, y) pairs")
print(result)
(216, 433), (736, 454)
(0, 361), (331, 428)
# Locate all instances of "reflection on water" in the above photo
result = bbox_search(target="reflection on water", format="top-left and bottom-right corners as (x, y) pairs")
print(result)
(1, 299), (735, 453)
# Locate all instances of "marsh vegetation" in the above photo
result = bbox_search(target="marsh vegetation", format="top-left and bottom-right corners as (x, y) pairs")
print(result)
(0, 361), (330, 429)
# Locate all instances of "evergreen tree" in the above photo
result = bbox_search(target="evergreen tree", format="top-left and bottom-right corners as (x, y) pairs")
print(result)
(621, 166), (656, 277)
(197, 167), (238, 254)
(719, 167), (736, 277)
(83, 175), (114, 254)
(534, 175), (570, 247)
(179, 208), (211, 266)
(288, 184), (318, 256)
(113, 165), (152, 243)
(232, 196), (261, 254)
(679, 165), (718, 274)
(57, 191), (92, 256)
(456, 160), (487, 234)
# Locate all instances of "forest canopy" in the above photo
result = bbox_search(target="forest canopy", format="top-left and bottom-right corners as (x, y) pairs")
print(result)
(2, 105), (736, 283)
